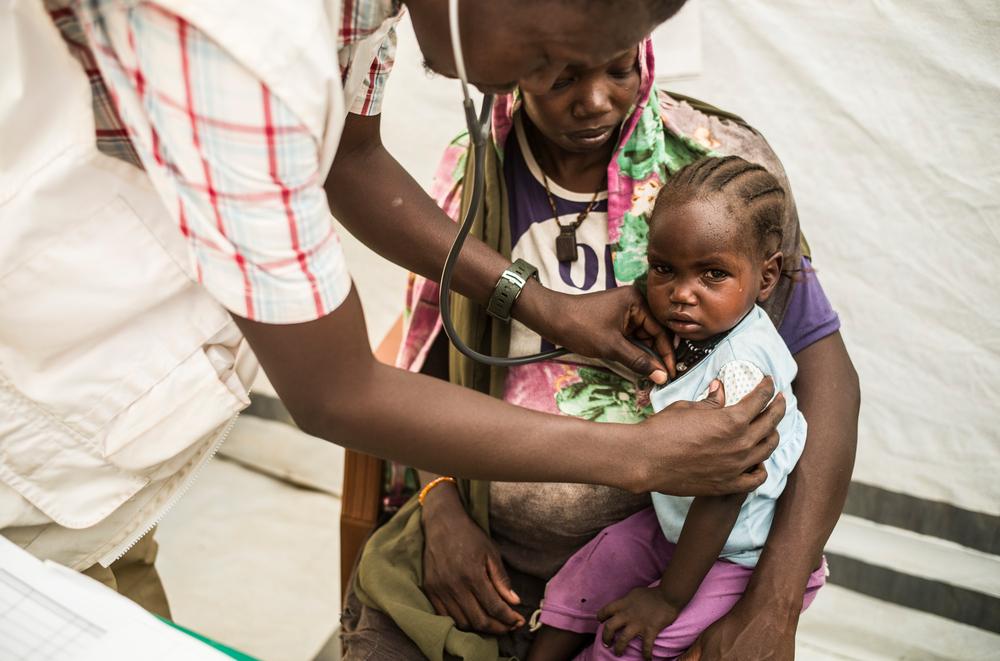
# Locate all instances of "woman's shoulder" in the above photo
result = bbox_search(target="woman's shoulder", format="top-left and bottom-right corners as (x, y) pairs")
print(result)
(657, 89), (754, 135)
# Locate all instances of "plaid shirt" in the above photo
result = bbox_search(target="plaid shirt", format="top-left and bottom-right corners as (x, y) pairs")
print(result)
(52, 0), (401, 323)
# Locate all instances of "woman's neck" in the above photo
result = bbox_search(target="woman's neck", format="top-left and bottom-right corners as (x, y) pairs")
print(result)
(523, 114), (615, 194)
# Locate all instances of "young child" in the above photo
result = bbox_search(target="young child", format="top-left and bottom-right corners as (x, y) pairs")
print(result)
(527, 155), (827, 661)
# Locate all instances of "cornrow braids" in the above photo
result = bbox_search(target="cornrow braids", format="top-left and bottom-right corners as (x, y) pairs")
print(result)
(652, 155), (786, 257)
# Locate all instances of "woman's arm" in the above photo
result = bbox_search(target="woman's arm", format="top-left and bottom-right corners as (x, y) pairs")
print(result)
(679, 331), (860, 659)
(409, 336), (524, 634)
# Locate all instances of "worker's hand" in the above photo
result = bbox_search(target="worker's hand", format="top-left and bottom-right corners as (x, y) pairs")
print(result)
(421, 482), (524, 634)
(514, 284), (675, 384)
(625, 378), (783, 496)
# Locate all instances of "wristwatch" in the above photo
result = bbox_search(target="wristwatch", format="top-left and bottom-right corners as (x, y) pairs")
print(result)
(486, 258), (539, 322)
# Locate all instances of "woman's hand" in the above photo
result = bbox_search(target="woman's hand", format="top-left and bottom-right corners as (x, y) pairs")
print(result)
(421, 482), (525, 634)
(515, 283), (676, 384)
(677, 598), (798, 661)
(622, 378), (784, 496)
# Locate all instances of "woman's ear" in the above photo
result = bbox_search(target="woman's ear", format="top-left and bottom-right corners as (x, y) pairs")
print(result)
(756, 251), (783, 303)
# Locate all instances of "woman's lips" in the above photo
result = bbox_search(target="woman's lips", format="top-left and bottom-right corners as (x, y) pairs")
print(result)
(566, 125), (615, 146)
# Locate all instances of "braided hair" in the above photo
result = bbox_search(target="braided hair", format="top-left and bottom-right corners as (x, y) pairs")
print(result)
(651, 155), (786, 258)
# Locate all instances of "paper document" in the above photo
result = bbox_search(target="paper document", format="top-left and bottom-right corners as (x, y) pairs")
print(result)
(0, 536), (228, 660)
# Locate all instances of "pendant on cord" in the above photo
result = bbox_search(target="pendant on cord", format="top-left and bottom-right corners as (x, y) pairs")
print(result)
(556, 225), (578, 262)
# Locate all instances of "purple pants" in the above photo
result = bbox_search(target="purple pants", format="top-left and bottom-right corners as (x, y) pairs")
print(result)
(539, 508), (827, 660)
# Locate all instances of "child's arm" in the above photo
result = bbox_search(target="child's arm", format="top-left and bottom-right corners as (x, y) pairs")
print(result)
(598, 494), (744, 660)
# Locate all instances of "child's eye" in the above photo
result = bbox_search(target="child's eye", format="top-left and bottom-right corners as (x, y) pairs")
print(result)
(649, 264), (672, 276)
(705, 269), (728, 281)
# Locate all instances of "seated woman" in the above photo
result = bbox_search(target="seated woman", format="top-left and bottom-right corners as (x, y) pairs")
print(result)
(341, 39), (859, 661)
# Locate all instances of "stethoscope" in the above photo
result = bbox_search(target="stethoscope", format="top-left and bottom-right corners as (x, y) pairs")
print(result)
(438, 0), (658, 369)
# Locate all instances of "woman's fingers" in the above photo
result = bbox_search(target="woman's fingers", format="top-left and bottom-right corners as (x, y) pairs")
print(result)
(439, 591), (470, 630)
(486, 554), (521, 606)
(428, 593), (449, 618)
(474, 569), (524, 630)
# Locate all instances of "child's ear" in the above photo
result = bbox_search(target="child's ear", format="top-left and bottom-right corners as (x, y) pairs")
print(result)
(756, 251), (783, 303)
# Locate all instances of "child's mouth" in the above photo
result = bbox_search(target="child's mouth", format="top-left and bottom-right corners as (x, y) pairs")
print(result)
(666, 317), (700, 333)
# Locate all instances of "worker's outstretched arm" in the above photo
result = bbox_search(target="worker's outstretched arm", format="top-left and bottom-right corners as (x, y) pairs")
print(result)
(232, 286), (783, 495)
(326, 113), (674, 383)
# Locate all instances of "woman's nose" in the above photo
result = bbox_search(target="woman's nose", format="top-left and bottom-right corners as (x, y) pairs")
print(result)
(574, 84), (614, 119)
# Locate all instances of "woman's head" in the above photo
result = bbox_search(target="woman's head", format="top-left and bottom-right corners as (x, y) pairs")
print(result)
(520, 47), (642, 154)
(645, 156), (786, 340)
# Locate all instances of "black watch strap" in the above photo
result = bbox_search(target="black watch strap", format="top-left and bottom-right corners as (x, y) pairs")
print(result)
(486, 258), (538, 322)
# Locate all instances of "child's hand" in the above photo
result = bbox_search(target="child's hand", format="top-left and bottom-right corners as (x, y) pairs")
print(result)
(597, 586), (681, 659)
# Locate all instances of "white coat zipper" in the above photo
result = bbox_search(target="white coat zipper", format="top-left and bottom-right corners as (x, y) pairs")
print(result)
(98, 411), (241, 567)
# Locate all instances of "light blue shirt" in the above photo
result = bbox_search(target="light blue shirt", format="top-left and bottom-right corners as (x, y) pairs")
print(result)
(650, 305), (807, 567)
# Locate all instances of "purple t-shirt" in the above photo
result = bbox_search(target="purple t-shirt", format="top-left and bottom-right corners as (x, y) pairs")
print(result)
(777, 258), (841, 354)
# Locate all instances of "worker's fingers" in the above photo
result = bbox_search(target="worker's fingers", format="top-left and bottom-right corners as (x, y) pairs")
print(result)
(742, 430), (780, 472)
(700, 379), (725, 408)
(733, 463), (769, 492)
(730, 377), (777, 422)
(616, 335), (668, 385)
(625, 301), (675, 381)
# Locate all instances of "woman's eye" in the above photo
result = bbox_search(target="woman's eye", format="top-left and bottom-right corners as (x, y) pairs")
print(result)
(551, 78), (573, 91)
(609, 69), (633, 79)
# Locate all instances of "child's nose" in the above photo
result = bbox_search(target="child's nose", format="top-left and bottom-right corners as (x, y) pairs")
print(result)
(669, 284), (697, 305)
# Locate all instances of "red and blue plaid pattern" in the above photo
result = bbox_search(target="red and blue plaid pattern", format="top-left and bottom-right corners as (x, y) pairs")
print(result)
(53, 0), (400, 323)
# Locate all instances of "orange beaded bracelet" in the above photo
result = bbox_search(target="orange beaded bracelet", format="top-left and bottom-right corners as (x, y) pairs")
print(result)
(418, 476), (457, 506)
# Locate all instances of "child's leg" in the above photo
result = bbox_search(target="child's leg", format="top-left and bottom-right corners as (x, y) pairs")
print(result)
(581, 557), (828, 660)
(529, 508), (671, 661)
(539, 507), (672, 632)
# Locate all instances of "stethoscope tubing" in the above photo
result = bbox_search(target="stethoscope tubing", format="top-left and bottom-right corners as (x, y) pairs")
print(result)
(438, 0), (656, 369)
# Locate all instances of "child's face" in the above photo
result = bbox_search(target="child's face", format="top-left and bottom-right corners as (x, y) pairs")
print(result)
(646, 198), (780, 341)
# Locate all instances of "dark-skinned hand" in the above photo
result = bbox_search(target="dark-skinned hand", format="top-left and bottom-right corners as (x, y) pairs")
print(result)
(598, 586), (681, 660)
(628, 378), (782, 495)
(421, 484), (524, 635)
(678, 597), (798, 661)
(519, 284), (677, 384)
